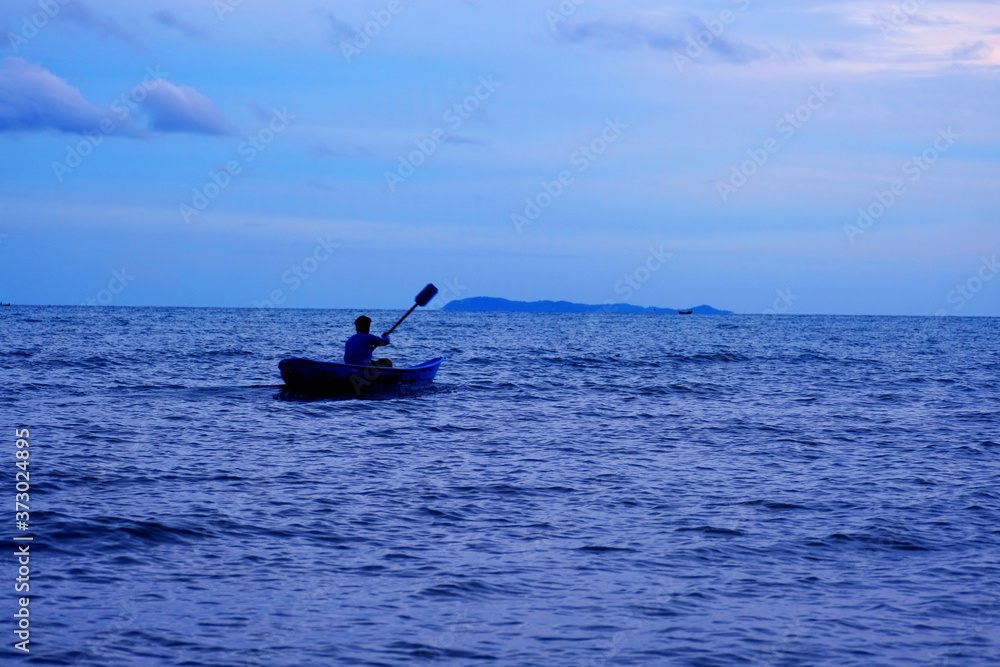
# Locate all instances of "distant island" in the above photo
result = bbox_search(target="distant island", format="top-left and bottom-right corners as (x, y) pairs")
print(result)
(441, 297), (732, 315)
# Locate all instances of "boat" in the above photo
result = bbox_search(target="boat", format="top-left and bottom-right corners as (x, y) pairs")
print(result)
(678, 310), (693, 315)
(279, 357), (445, 394)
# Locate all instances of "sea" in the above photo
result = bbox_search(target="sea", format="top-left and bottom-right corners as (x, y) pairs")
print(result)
(2, 306), (999, 666)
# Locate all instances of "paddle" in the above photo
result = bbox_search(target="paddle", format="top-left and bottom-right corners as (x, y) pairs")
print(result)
(382, 284), (438, 337)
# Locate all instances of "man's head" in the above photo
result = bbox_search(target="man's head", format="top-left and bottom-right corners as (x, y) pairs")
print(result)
(355, 315), (372, 333)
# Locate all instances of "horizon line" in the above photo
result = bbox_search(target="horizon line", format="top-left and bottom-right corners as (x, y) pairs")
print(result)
(2, 304), (996, 318)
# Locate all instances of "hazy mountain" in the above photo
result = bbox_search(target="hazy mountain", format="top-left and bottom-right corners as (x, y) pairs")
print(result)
(441, 297), (732, 315)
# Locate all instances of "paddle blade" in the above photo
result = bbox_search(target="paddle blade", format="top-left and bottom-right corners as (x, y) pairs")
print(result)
(415, 283), (438, 306)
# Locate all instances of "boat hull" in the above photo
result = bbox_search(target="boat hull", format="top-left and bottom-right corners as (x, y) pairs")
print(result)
(279, 357), (444, 394)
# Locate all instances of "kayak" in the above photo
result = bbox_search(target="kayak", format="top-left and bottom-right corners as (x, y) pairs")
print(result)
(278, 356), (445, 394)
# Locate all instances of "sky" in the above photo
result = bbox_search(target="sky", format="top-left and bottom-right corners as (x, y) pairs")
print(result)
(0, 0), (997, 315)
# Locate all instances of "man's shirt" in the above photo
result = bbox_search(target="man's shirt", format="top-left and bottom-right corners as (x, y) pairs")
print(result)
(344, 333), (390, 365)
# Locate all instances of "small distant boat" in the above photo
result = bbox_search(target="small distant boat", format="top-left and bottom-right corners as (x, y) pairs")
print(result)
(678, 310), (693, 315)
(279, 357), (445, 394)
(0, 303), (10, 307)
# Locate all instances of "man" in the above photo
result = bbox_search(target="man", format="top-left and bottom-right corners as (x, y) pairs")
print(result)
(344, 316), (392, 367)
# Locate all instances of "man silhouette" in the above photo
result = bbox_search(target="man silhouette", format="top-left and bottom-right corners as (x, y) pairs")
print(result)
(344, 316), (392, 367)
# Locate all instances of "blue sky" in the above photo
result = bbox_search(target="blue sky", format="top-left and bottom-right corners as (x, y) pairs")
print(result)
(0, 0), (997, 315)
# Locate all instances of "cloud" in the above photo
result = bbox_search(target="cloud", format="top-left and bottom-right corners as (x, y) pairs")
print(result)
(141, 81), (232, 135)
(307, 142), (370, 159)
(950, 40), (993, 60)
(322, 11), (354, 43)
(60, 0), (142, 49)
(554, 15), (765, 64)
(444, 135), (488, 147)
(0, 56), (108, 133)
(556, 19), (685, 51)
(816, 47), (847, 61)
(249, 102), (278, 124)
(0, 57), (229, 137)
(150, 10), (208, 41)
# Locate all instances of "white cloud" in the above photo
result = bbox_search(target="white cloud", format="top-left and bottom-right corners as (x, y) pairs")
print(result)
(142, 80), (231, 136)
(0, 56), (229, 137)
(0, 56), (110, 133)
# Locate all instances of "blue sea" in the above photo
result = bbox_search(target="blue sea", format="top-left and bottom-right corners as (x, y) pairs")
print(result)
(3, 307), (999, 666)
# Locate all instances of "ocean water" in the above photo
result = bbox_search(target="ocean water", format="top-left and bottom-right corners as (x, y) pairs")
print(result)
(2, 306), (999, 666)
